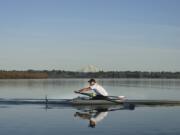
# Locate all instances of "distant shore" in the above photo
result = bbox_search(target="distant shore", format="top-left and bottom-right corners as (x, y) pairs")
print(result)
(0, 70), (180, 79)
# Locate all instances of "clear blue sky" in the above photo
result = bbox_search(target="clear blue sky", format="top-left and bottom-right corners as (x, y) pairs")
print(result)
(0, 0), (180, 71)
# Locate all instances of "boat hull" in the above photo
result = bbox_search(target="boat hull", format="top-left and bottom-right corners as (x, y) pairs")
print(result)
(70, 99), (180, 106)
(71, 99), (123, 105)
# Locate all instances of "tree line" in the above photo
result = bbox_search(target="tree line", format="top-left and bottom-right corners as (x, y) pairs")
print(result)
(0, 70), (180, 79)
(0, 70), (48, 79)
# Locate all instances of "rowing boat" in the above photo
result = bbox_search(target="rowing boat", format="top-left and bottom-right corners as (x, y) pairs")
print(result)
(70, 97), (124, 105)
(70, 97), (180, 105)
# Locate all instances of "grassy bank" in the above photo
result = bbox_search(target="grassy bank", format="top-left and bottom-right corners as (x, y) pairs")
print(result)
(0, 71), (48, 79)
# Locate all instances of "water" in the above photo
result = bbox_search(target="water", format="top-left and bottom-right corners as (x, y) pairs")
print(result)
(0, 79), (180, 135)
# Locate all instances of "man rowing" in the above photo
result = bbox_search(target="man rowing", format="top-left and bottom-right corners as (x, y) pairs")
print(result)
(75, 79), (108, 99)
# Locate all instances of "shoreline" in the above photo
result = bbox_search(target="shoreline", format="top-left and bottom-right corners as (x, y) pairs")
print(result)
(0, 70), (180, 79)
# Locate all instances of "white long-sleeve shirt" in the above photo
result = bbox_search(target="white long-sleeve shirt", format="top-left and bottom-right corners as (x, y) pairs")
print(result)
(90, 83), (108, 96)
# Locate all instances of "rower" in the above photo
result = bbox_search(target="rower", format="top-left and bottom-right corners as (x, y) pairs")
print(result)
(75, 79), (108, 100)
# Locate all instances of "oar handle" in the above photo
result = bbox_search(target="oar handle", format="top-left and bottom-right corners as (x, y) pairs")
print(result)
(74, 90), (80, 94)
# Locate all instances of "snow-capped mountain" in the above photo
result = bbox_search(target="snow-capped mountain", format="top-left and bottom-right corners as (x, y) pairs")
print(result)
(80, 65), (99, 72)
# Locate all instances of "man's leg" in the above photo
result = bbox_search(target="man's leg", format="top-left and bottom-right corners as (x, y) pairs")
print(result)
(92, 95), (107, 100)
(79, 92), (96, 98)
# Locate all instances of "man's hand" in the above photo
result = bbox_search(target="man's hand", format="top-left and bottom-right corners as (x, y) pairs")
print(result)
(74, 90), (80, 94)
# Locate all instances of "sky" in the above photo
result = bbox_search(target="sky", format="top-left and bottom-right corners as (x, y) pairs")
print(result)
(0, 0), (180, 71)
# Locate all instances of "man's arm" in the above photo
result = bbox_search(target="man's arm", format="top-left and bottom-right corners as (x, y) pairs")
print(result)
(74, 87), (91, 93)
(79, 87), (91, 93)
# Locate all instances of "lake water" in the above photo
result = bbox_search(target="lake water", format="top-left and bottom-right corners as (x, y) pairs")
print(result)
(0, 79), (180, 135)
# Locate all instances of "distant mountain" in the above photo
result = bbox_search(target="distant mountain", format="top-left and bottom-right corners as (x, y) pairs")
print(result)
(80, 65), (99, 73)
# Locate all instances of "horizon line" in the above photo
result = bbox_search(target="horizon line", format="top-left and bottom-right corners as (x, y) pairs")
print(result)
(0, 69), (180, 73)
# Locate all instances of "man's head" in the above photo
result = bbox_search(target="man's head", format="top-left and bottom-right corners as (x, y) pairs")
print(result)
(88, 79), (96, 86)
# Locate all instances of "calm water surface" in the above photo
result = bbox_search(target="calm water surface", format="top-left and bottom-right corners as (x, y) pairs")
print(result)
(0, 79), (180, 135)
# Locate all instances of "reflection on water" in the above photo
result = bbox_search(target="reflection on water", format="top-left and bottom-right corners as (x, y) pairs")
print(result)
(0, 104), (180, 135)
(73, 104), (135, 128)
